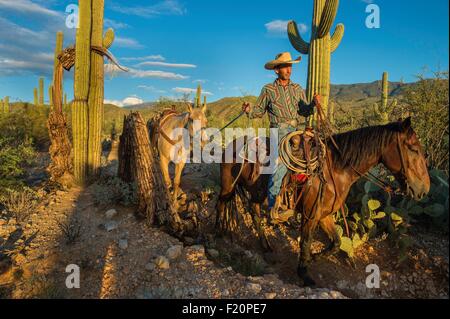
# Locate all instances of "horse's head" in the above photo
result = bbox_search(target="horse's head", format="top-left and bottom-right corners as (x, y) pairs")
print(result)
(381, 117), (430, 200)
(187, 102), (208, 148)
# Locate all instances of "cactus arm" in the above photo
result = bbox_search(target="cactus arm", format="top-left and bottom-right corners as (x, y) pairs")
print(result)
(103, 28), (114, 49)
(330, 23), (344, 52)
(318, 0), (339, 38)
(287, 21), (310, 54)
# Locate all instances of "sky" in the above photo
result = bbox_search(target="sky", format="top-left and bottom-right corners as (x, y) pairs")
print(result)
(0, 0), (448, 106)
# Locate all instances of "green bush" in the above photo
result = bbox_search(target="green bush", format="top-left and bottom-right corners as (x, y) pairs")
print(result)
(0, 136), (36, 194)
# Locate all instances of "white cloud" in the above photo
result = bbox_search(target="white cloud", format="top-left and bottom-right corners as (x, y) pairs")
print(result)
(105, 64), (189, 80)
(121, 55), (166, 62)
(104, 96), (144, 107)
(193, 79), (207, 84)
(0, 0), (60, 18)
(265, 20), (307, 37)
(104, 18), (129, 30)
(135, 61), (196, 68)
(172, 87), (213, 95)
(115, 37), (145, 49)
(110, 0), (186, 18)
(137, 85), (167, 94)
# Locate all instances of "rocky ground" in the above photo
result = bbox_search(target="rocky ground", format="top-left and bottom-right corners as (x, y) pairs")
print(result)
(0, 154), (448, 299)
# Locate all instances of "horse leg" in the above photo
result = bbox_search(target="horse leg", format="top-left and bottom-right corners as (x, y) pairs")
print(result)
(159, 155), (172, 192)
(297, 218), (319, 287)
(251, 203), (272, 252)
(173, 161), (185, 202)
(313, 215), (341, 260)
(215, 164), (236, 235)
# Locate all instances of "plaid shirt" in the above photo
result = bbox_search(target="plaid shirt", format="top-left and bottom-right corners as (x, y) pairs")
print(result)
(249, 79), (311, 127)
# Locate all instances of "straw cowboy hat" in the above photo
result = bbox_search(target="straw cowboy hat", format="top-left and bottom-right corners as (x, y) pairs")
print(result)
(264, 52), (302, 70)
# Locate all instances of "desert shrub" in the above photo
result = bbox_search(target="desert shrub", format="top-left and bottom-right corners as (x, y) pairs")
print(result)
(0, 104), (50, 150)
(0, 188), (38, 225)
(401, 70), (449, 173)
(0, 136), (36, 193)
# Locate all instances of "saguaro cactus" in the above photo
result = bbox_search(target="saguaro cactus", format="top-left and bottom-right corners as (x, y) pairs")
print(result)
(33, 88), (38, 105)
(52, 31), (64, 110)
(48, 85), (54, 106)
(203, 95), (207, 108)
(87, 0), (114, 176)
(4, 96), (9, 113)
(373, 71), (397, 124)
(64, 93), (67, 109)
(39, 77), (44, 106)
(288, 0), (344, 116)
(195, 84), (202, 107)
(72, 0), (92, 184)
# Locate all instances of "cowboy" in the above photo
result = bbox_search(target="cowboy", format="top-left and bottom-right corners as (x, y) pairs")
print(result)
(242, 52), (320, 220)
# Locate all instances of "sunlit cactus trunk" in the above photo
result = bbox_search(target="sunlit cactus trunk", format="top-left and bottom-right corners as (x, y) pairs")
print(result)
(49, 85), (53, 106)
(87, 0), (106, 176)
(373, 71), (397, 124)
(34, 88), (38, 105)
(195, 84), (202, 107)
(39, 77), (44, 106)
(52, 31), (64, 111)
(288, 0), (344, 120)
(72, 0), (92, 184)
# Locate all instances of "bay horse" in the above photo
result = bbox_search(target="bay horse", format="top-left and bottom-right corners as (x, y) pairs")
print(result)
(216, 117), (430, 286)
(149, 103), (208, 202)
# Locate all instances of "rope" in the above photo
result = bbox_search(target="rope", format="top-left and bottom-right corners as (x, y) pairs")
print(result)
(278, 130), (326, 174)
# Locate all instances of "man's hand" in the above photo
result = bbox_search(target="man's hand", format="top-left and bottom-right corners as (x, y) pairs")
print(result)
(242, 102), (251, 114)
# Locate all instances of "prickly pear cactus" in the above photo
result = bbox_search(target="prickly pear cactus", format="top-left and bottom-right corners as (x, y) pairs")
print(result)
(373, 72), (397, 124)
(288, 0), (344, 118)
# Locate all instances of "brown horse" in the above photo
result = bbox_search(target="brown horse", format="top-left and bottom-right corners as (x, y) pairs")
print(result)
(216, 118), (430, 286)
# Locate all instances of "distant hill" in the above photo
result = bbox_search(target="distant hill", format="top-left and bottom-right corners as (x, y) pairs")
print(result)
(330, 81), (412, 101)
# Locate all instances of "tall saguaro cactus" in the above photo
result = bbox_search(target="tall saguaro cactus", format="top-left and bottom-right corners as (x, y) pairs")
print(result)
(87, 0), (114, 176)
(195, 84), (202, 107)
(39, 77), (44, 106)
(72, 0), (93, 184)
(33, 88), (38, 105)
(288, 0), (344, 116)
(373, 71), (397, 124)
(52, 31), (64, 110)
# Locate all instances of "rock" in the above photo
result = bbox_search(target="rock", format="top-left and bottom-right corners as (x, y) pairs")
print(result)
(166, 245), (183, 260)
(145, 263), (156, 271)
(246, 282), (262, 294)
(265, 292), (277, 299)
(330, 291), (343, 299)
(222, 289), (230, 297)
(119, 239), (128, 250)
(103, 221), (119, 232)
(184, 237), (195, 245)
(207, 249), (219, 258)
(154, 256), (170, 270)
(105, 209), (118, 219)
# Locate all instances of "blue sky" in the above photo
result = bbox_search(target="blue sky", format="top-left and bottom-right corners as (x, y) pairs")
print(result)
(0, 0), (448, 106)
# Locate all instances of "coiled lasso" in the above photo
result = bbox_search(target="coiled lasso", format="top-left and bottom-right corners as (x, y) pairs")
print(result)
(278, 130), (326, 175)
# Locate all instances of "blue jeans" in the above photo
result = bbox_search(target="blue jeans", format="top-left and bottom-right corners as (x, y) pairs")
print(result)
(267, 126), (297, 210)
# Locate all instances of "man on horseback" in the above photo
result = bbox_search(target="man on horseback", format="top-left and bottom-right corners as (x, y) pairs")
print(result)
(242, 52), (320, 221)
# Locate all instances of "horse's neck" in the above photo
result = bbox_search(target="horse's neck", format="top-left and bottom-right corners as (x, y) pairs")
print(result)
(162, 112), (189, 130)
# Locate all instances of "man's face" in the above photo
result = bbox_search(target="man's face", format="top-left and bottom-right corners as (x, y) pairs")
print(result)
(275, 64), (292, 81)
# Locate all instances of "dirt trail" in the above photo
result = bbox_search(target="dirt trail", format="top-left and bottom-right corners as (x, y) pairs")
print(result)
(0, 158), (448, 299)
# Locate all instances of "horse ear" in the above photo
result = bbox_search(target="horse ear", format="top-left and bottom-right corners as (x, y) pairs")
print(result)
(401, 117), (412, 132)
(187, 103), (193, 113)
(201, 103), (207, 114)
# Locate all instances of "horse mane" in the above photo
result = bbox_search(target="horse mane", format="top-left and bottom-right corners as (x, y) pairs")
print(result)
(328, 122), (402, 170)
